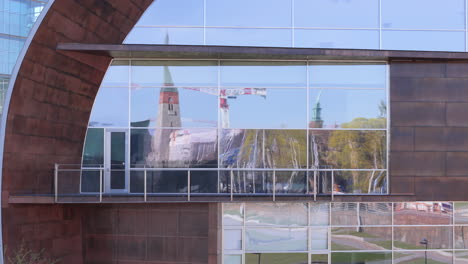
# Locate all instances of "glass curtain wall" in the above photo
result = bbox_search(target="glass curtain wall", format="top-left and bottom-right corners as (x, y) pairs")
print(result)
(82, 60), (388, 196)
(126, 0), (468, 52)
(223, 202), (468, 264)
(0, 0), (48, 116)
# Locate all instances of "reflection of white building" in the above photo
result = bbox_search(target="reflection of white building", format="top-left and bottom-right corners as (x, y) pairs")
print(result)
(167, 128), (217, 167)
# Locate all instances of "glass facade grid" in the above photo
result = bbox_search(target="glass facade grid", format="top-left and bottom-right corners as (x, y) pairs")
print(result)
(223, 202), (468, 264)
(81, 59), (389, 196)
(125, 0), (468, 52)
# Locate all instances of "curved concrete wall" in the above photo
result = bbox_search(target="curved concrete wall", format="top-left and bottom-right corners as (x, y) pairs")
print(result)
(0, 0), (153, 262)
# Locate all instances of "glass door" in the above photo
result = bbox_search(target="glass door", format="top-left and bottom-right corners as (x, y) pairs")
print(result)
(105, 129), (128, 193)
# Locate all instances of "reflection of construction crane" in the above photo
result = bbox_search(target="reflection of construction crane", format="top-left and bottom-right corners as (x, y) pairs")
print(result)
(183, 87), (267, 128)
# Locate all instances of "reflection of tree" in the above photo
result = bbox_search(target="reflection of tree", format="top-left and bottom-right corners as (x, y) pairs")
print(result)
(311, 117), (387, 193)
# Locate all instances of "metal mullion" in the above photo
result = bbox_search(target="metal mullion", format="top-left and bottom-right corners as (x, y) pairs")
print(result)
(243, 203), (246, 264)
(203, 0), (206, 45)
(306, 61), (310, 198)
(217, 59), (221, 195)
(386, 63), (390, 194)
(378, 0), (382, 50)
(391, 202), (394, 264)
(291, 0), (295, 48)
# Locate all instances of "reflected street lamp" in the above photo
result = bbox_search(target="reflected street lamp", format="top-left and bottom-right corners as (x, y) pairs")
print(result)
(420, 238), (428, 264)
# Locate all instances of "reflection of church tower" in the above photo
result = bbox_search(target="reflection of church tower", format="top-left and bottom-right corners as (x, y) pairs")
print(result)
(148, 34), (182, 167)
(156, 64), (181, 128)
(309, 91), (323, 128)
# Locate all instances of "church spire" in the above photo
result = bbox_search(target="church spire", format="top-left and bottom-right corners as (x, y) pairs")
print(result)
(309, 91), (324, 128)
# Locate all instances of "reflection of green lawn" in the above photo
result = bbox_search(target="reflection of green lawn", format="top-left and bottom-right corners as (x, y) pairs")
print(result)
(331, 242), (360, 250)
(245, 253), (308, 264)
(394, 241), (425, 250)
(394, 252), (448, 264)
(331, 252), (391, 263)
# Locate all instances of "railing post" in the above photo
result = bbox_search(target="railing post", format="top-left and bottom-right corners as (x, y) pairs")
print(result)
(230, 170), (233, 202)
(144, 166), (147, 202)
(99, 166), (103, 203)
(331, 170), (334, 201)
(187, 170), (191, 201)
(54, 163), (58, 203)
(314, 170), (317, 202)
(272, 169), (276, 202)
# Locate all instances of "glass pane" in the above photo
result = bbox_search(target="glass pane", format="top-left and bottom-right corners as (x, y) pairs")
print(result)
(331, 203), (358, 226)
(455, 251), (468, 264)
(311, 227), (328, 250)
(393, 226), (452, 249)
(332, 170), (387, 195)
(455, 202), (468, 224)
(223, 88), (306, 129)
(110, 132), (126, 189)
(206, 0), (291, 27)
(275, 171), (307, 194)
(245, 228), (307, 251)
(130, 128), (217, 168)
(394, 251), (453, 264)
(381, 0), (465, 30)
(101, 61), (129, 87)
(206, 28), (292, 47)
(245, 203), (307, 227)
(82, 128), (104, 166)
(221, 61), (306, 88)
(331, 252), (391, 264)
(331, 227), (392, 250)
(131, 87), (217, 128)
(394, 202), (453, 225)
(220, 129), (307, 169)
(125, 27), (204, 45)
(295, 29), (379, 50)
(294, 0), (379, 28)
(309, 64), (387, 89)
(311, 254), (328, 264)
(245, 253), (308, 264)
(190, 170), (218, 194)
(225, 255), (242, 264)
(137, 0), (204, 26)
(313, 171), (333, 195)
(309, 89), (387, 129)
(455, 226), (468, 249)
(145, 170), (188, 193)
(224, 229), (242, 250)
(221, 170), (273, 195)
(382, 30), (465, 52)
(310, 203), (330, 226)
(309, 130), (387, 169)
(89, 87), (129, 127)
(223, 203), (244, 226)
(359, 203), (392, 225)
(81, 170), (101, 193)
(131, 60), (218, 88)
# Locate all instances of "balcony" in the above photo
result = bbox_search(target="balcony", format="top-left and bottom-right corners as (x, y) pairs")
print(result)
(52, 164), (388, 203)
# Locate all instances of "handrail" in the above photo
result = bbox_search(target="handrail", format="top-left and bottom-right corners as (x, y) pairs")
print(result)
(53, 164), (388, 203)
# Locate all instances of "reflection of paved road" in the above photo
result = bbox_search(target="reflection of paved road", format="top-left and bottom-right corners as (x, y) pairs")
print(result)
(393, 250), (452, 264)
(456, 251), (468, 264)
(333, 235), (387, 250)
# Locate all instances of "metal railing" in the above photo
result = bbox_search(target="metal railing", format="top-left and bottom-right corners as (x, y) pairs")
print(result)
(54, 164), (388, 203)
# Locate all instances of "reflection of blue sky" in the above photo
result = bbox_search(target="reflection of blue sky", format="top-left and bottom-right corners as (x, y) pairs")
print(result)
(131, 88), (217, 127)
(90, 88), (129, 127)
(295, 0), (379, 28)
(101, 65), (129, 87)
(381, 0), (464, 29)
(227, 89), (307, 129)
(221, 63), (306, 87)
(310, 65), (386, 88)
(124, 0), (468, 52)
(206, 0), (291, 27)
(131, 63), (218, 87)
